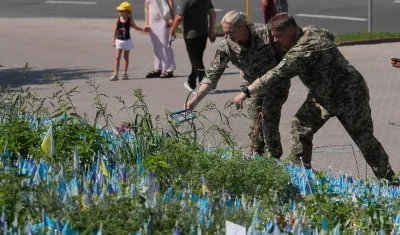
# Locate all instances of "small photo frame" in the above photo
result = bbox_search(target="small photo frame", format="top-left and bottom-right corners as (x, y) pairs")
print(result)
(170, 109), (196, 123)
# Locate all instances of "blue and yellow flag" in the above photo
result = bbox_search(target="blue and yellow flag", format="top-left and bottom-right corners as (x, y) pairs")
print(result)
(41, 124), (55, 158)
(101, 158), (109, 178)
(201, 175), (209, 196)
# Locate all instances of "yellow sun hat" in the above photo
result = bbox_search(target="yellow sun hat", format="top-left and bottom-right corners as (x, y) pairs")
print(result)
(116, 2), (132, 11)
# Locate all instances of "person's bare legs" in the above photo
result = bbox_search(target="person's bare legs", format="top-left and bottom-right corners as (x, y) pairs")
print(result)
(111, 49), (123, 81)
(122, 50), (130, 80)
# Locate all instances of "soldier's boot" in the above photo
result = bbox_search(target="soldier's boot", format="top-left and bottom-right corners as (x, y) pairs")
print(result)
(248, 124), (265, 159)
(372, 164), (399, 186)
(247, 141), (264, 159)
(244, 150), (264, 160)
(263, 148), (282, 160)
(286, 152), (312, 169)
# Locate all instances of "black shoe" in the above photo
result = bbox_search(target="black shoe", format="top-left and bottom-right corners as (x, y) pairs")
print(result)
(160, 71), (174, 78)
(146, 70), (161, 78)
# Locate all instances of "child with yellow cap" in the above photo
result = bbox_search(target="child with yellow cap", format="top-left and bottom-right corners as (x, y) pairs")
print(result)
(110, 2), (150, 81)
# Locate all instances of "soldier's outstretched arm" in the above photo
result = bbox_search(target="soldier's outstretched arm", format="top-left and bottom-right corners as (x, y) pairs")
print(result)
(185, 41), (231, 110)
(248, 51), (306, 96)
(201, 41), (231, 90)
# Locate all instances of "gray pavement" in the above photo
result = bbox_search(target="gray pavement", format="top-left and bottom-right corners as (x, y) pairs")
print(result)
(1, 0), (400, 33)
(1, 17), (399, 178)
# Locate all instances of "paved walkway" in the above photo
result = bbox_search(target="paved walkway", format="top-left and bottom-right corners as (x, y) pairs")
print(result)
(1, 18), (399, 178)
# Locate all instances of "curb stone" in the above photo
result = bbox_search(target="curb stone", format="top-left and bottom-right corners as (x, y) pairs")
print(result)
(334, 37), (400, 47)
(140, 32), (400, 47)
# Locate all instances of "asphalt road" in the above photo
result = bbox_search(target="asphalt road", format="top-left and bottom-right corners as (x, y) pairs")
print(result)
(0, 0), (399, 33)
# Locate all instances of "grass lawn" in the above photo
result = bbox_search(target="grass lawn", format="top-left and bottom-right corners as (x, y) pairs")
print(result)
(175, 26), (400, 44)
(334, 31), (400, 43)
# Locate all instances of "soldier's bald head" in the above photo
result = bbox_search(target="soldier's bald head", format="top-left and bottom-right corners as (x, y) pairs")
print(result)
(268, 13), (298, 31)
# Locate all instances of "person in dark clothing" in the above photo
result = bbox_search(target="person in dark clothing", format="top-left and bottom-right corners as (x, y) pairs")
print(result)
(169, 0), (217, 90)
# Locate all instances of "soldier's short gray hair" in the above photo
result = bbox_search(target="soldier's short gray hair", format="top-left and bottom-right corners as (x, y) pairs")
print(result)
(221, 10), (247, 28)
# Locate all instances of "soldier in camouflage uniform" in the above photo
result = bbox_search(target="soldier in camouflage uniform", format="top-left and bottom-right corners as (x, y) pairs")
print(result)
(233, 13), (396, 182)
(184, 10), (290, 158)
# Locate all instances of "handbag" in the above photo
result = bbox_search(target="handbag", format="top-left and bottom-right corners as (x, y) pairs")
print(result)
(157, 0), (173, 20)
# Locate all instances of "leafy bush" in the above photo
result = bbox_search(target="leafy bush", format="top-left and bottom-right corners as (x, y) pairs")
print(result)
(0, 113), (43, 159)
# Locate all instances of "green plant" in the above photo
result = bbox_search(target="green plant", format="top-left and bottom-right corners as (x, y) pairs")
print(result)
(50, 115), (113, 166)
(205, 154), (292, 201)
(302, 171), (356, 231)
(0, 114), (43, 159)
(3, 65), (400, 234)
(0, 170), (29, 227)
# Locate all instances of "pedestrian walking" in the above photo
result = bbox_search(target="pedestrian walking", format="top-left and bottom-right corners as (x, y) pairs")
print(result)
(169, 0), (217, 90)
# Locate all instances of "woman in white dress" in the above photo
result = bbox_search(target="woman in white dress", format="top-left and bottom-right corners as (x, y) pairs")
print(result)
(144, 0), (177, 78)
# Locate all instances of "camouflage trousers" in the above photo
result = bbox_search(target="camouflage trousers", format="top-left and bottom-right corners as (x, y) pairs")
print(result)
(289, 94), (395, 181)
(244, 90), (289, 159)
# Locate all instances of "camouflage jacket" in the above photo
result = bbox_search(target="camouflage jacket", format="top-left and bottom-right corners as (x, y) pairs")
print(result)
(201, 23), (290, 97)
(252, 26), (370, 113)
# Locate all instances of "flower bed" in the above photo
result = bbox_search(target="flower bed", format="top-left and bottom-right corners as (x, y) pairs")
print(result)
(0, 79), (400, 234)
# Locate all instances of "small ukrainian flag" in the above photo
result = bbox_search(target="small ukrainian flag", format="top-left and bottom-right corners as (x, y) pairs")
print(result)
(201, 175), (209, 196)
(101, 158), (109, 178)
(41, 124), (55, 158)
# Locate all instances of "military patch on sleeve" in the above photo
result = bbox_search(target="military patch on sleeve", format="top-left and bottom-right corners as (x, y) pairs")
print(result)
(213, 51), (222, 63)
(276, 57), (287, 69)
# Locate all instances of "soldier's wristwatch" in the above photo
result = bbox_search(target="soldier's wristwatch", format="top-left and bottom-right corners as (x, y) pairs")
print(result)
(241, 87), (251, 98)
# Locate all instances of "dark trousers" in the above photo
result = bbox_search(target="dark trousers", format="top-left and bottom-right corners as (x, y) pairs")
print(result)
(184, 36), (208, 89)
(262, 1), (276, 23)
(290, 94), (395, 181)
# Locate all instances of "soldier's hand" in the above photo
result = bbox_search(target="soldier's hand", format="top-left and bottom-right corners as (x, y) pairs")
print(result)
(233, 93), (247, 110)
(184, 100), (196, 111)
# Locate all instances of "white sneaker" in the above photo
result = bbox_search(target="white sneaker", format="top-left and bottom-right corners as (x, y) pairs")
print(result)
(122, 73), (129, 80)
(110, 74), (119, 81)
(184, 82), (197, 95)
